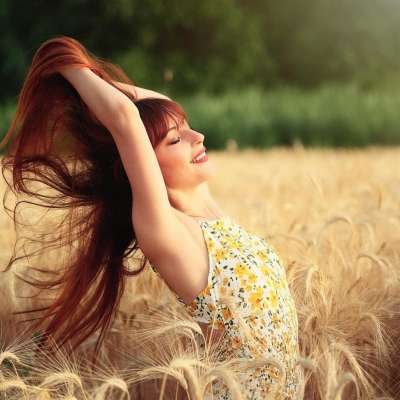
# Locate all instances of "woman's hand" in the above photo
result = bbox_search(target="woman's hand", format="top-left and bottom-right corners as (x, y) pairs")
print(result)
(114, 82), (170, 101)
(60, 67), (146, 147)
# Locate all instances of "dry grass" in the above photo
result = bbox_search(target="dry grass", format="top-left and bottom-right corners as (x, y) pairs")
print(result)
(1, 146), (399, 399)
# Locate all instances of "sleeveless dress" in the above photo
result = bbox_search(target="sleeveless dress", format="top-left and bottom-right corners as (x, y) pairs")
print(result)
(152, 217), (302, 399)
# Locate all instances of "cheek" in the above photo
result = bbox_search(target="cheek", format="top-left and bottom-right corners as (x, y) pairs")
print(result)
(156, 153), (187, 182)
(160, 162), (186, 181)
(157, 147), (186, 169)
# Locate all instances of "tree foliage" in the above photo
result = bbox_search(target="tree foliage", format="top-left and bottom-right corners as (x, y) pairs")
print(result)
(1, 0), (400, 101)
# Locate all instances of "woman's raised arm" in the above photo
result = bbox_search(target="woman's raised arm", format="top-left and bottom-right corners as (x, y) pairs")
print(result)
(115, 81), (170, 101)
(59, 67), (178, 253)
(57, 50), (209, 305)
(61, 69), (167, 198)
(0, 37), (211, 350)
(3, 37), (185, 260)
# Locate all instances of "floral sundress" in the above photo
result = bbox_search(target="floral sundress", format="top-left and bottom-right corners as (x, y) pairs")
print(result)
(153, 217), (302, 399)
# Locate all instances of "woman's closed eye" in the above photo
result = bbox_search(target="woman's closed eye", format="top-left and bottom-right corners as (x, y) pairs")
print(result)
(170, 136), (181, 145)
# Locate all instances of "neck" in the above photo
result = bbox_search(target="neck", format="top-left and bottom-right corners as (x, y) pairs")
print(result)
(167, 183), (209, 209)
(167, 183), (224, 220)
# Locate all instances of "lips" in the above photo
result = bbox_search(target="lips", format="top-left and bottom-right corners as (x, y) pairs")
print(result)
(190, 147), (208, 163)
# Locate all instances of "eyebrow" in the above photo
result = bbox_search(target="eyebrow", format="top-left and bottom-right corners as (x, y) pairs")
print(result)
(166, 126), (177, 134)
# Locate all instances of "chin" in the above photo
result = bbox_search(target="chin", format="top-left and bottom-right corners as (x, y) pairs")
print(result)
(202, 162), (215, 180)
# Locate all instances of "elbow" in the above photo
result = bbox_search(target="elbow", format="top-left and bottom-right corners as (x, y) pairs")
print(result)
(108, 100), (140, 136)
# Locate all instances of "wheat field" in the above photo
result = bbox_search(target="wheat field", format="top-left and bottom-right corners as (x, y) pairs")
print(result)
(0, 147), (399, 399)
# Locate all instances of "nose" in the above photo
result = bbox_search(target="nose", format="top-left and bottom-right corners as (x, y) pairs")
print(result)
(191, 129), (204, 145)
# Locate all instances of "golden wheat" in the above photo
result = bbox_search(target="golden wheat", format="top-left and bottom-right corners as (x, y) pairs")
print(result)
(1, 147), (400, 399)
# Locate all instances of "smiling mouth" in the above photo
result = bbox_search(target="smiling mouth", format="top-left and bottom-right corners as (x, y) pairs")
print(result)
(190, 148), (207, 164)
(190, 151), (206, 163)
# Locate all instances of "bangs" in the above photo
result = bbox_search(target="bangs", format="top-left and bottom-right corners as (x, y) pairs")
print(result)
(134, 98), (187, 148)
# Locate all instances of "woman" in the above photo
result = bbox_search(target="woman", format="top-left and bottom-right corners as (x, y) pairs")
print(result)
(1, 37), (301, 399)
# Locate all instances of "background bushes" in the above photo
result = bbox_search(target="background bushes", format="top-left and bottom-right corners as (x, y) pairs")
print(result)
(1, 0), (400, 148)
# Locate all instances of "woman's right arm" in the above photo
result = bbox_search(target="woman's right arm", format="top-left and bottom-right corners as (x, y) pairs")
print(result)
(116, 83), (170, 101)
(3, 37), (210, 306)
(61, 68), (178, 248)
(62, 69), (166, 197)
(62, 67), (210, 302)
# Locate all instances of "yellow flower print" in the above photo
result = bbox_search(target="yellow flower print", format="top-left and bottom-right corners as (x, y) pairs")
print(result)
(179, 220), (301, 397)
(272, 313), (280, 328)
(205, 238), (215, 252)
(241, 278), (252, 292)
(260, 264), (270, 277)
(249, 343), (260, 357)
(253, 368), (261, 379)
(231, 233), (240, 241)
(257, 250), (269, 261)
(224, 235), (234, 244)
(203, 284), (211, 297)
(248, 287), (264, 310)
(226, 241), (240, 250)
(271, 279), (279, 290)
(233, 262), (250, 279)
(283, 333), (291, 346)
(269, 289), (278, 307)
(280, 342), (285, 353)
(220, 307), (232, 321)
(211, 320), (225, 331)
(248, 272), (257, 284)
(213, 248), (229, 263)
(289, 305), (296, 321)
(280, 278), (288, 290)
(263, 299), (269, 309)
(187, 303), (197, 314)
(260, 386), (271, 396)
(225, 235), (241, 249)
(212, 220), (224, 230)
(230, 336), (241, 348)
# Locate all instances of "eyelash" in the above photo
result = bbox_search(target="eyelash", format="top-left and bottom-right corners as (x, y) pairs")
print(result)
(170, 136), (181, 145)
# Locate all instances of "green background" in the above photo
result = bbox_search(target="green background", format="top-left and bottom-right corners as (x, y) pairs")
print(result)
(2, 0), (400, 149)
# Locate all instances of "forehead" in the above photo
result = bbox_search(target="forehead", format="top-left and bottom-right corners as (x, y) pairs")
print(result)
(167, 118), (188, 131)
(135, 98), (187, 147)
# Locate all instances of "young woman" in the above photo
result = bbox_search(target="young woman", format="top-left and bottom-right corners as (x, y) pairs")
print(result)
(1, 37), (302, 399)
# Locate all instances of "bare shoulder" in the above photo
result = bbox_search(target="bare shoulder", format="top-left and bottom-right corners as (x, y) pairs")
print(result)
(137, 210), (210, 305)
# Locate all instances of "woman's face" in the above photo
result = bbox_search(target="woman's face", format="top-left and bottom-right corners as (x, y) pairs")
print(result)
(154, 120), (215, 190)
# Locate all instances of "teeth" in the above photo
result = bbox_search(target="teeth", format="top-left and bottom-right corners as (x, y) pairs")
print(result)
(191, 152), (206, 163)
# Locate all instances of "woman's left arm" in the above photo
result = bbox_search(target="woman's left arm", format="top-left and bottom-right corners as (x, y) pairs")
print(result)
(61, 68), (171, 217)
(117, 83), (170, 101)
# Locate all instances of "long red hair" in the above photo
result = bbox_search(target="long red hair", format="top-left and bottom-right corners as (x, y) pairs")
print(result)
(1, 37), (186, 354)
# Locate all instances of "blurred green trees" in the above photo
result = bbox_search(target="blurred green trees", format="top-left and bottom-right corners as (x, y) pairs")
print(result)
(2, 0), (400, 149)
(2, 0), (400, 102)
